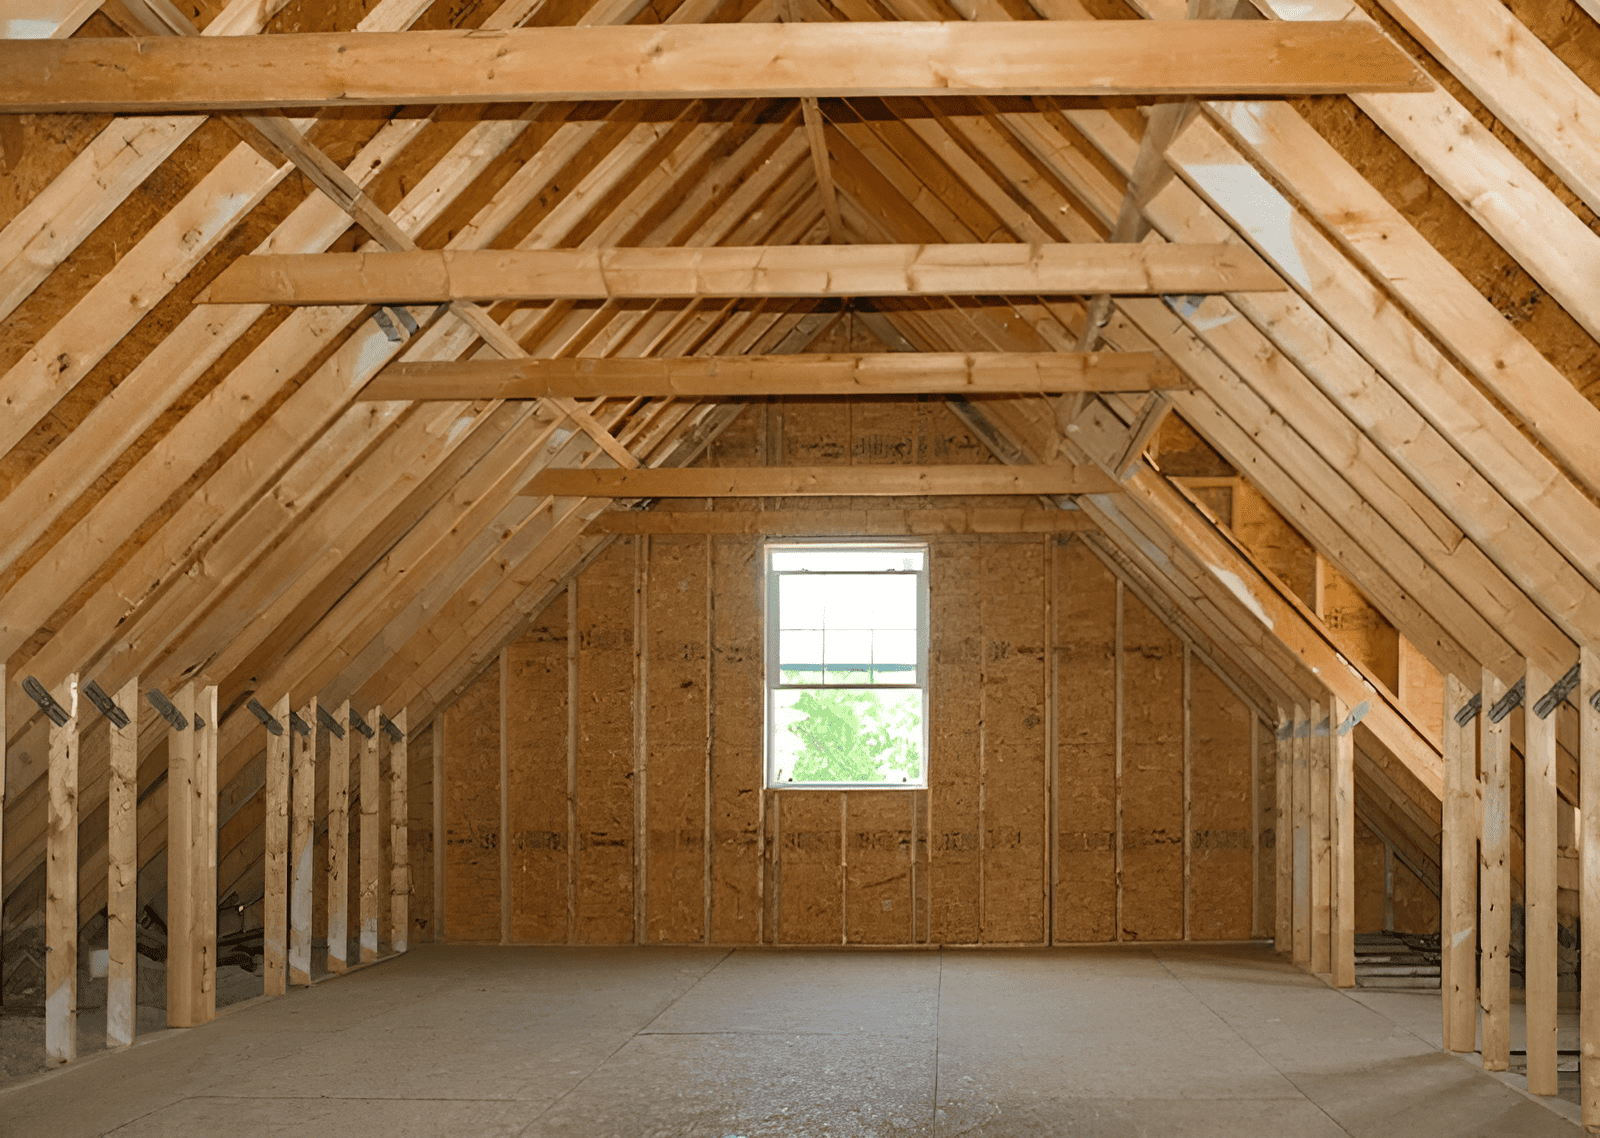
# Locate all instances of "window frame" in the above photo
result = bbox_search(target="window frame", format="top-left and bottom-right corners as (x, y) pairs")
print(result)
(763, 540), (931, 790)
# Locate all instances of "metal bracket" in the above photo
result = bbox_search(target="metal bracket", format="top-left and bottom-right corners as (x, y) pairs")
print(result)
(1313, 718), (1331, 738)
(1487, 678), (1526, 725)
(288, 711), (312, 737)
(193, 712), (206, 730)
(1593, 688), (1600, 715)
(145, 688), (189, 731)
(1533, 664), (1581, 720)
(315, 704), (346, 739)
(372, 308), (403, 342)
(1294, 720), (1311, 739)
(83, 680), (131, 729)
(247, 698), (285, 737)
(380, 713), (405, 742)
(1275, 723), (1292, 741)
(1453, 692), (1482, 728)
(372, 305), (418, 342)
(22, 675), (70, 728)
(1336, 701), (1370, 737)
(348, 707), (376, 740)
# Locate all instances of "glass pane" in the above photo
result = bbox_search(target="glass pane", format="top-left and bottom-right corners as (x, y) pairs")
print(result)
(772, 548), (925, 573)
(778, 575), (828, 630)
(771, 688), (924, 784)
(827, 575), (917, 632)
(779, 630), (822, 680)
(872, 629), (918, 684)
(824, 629), (872, 672)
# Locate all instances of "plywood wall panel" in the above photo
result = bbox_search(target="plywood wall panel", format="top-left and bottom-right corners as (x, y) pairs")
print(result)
(778, 791), (843, 944)
(645, 535), (708, 944)
(574, 540), (636, 944)
(929, 536), (982, 944)
(979, 537), (1047, 944)
(443, 665), (501, 942)
(1322, 561), (1400, 696)
(710, 536), (763, 943)
(1188, 660), (1252, 940)
(506, 591), (569, 943)
(844, 790), (914, 944)
(1393, 857), (1441, 934)
(1355, 816), (1387, 934)
(1054, 539), (1117, 943)
(1120, 591), (1184, 941)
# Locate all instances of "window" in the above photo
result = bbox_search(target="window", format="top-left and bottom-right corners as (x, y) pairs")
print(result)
(765, 543), (929, 788)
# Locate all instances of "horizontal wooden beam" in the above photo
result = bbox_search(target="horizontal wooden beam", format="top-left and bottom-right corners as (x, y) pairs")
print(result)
(0, 23), (1427, 114)
(588, 505), (1101, 534)
(524, 465), (1119, 498)
(200, 244), (1285, 305)
(363, 351), (1183, 400)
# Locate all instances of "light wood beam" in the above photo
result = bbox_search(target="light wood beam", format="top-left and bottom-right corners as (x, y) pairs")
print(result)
(799, 98), (845, 243)
(0, 22), (1428, 113)
(1581, 646), (1600, 1128)
(365, 351), (1182, 400)
(1441, 672), (1477, 1052)
(264, 695), (290, 997)
(167, 683), (217, 1029)
(1332, 694), (1355, 989)
(327, 700), (351, 974)
(525, 464), (1118, 498)
(1525, 660), (1559, 1096)
(361, 708), (383, 963)
(1480, 670), (1510, 1072)
(1310, 699), (1331, 975)
(1292, 706), (1311, 967)
(389, 709), (410, 954)
(45, 674), (79, 1067)
(1275, 713), (1292, 954)
(589, 505), (1098, 535)
(200, 244), (1287, 306)
(289, 701), (315, 987)
(106, 676), (138, 1050)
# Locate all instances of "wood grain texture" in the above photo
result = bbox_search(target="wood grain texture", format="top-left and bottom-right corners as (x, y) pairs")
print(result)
(1480, 669), (1511, 1071)
(289, 699), (315, 987)
(1189, 660), (1252, 941)
(327, 700), (351, 974)
(263, 695), (290, 997)
(390, 708), (410, 953)
(106, 676), (138, 1049)
(45, 674), (78, 1066)
(361, 706), (384, 962)
(506, 594), (570, 943)
(444, 670), (500, 942)
(532, 465), (1118, 499)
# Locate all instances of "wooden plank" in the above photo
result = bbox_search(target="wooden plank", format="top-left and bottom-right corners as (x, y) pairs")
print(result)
(433, 716), (444, 942)
(106, 676), (138, 1050)
(1274, 713), (1291, 953)
(527, 465), (1118, 498)
(168, 683), (217, 1028)
(1292, 706), (1310, 967)
(1441, 673), (1477, 1051)
(0, 22), (1426, 113)
(202, 244), (1286, 306)
(390, 709), (410, 953)
(264, 695), (290, 997)
(45, 674), (78, 1066)
(1525, 660), (1559, 1096)
(800, 97), (846, 243)
(1480, 669), (1510, 1072)
(327, 700), (351, 974)
(590, 507), (1099, 536)
(361, 705), (383, 962)
(1331, 696), (1355, 988)
(1309, 699), (1330, 975)
(365, 351), (1183, 400)
(289, 699), (316, 987)
(1581, 646), (1600, 1127)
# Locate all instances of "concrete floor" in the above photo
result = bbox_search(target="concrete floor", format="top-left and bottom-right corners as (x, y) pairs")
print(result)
(0, 943), (1582, 1137)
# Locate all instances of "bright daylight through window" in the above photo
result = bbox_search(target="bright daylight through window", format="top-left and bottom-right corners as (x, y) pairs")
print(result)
(766, 543), (928, 788)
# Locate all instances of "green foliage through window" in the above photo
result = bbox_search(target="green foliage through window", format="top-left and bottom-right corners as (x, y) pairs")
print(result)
(780, 689), (923, 783)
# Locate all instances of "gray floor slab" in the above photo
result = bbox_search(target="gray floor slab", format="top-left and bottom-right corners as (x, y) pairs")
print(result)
(0, 942), (1582, 1137)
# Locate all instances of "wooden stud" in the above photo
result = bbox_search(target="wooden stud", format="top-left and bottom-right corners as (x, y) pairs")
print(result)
(0, 665), (5, 1013)
(1310, 700), (1331, 974)
(1292, 705), (1310, 968)
(1331, 694), (1355, 989)
(106, 676), (138, 1049)
(361, 703), (383, 963)
(263, 694), (291, 996)
(433, 716), (444, 942)
(1480, 668), (1511, 1072)
(500, 651), (511, 946)
(1275, 711), (1292, 954)
(1442, 672), (1477, 1052)
(327, 699), (351, 974)
(1183, 645), (1193, 940)
(289, 698), (316, 987)
(389, 709), (410, 954)
(168, 683), (217, 1028)
(525, 465), (1118, 499)
(1580, 646), (1600, 1127)
(45, 673), (78, 1066)
(1525, 660), (1559, 1096)
(0, 22), (1428, 114)
(800, 97), (846, 243)
(201, 243), (1287, 306)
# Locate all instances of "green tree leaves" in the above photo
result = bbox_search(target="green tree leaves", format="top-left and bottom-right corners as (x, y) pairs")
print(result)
(786, 689), (922, 783)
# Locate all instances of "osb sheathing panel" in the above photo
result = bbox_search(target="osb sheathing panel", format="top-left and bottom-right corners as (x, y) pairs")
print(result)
(407, 722), (436, 942)
(645, 535), (709, 944)
(1322, 561), (1399, 696)
(1399, 637), (1445, 743)
(574, 539), (635, 944)
(845, 790), (916, 944)
(978, 537), (1047, 944)
(1120, 591), (1184, 942)
(1234, 482), (1316, 612)
(1392, 857), (1441, 935)
(1054, 539), (1117, 943)
(443, 664), (501, 942)
(1354, 817), (1387, 935)
(506, 591), (570, 943)
(1188, 660), (1252, 941)
(929, 536), (982, 944)
(777, 791), (843, 944)
(709, 536), (763, 943)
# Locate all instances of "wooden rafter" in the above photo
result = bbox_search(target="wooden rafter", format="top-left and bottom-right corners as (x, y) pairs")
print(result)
(523, 464), (1119, 497)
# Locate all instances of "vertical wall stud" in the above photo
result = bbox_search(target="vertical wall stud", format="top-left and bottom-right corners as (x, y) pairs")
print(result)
(290, 697), (316, 987)
(1579, 646), (1600, 1128)
(1275, 711), (1291, 954)
(1310, 698), (1330, 975)
(1330, 695), (1355, 989)
(499, 650), (511, 945)
(169, 683), (217, 1028)
(1442, 672), (1478, 1052)
(0, 665), (6, 1013)
(1524, 661), (1558, 1095)
(1182, 645), (1192, 941)
(327, 699), (351, 974)
(1114, 578), (1124, 942)
(264, 694), (291, 995)
(106, 676), (138, 1048)
(361, 703), (383, 963)
(1480, 668), (1511, 1071)
(432, 715), (444, 942)
(45, 673), (78, 1065)
(1292, 704), (1310, 968)
(390, 708), (410, 954)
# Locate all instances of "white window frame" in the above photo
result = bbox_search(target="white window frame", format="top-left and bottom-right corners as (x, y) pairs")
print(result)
(763, 540), (930, 790)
